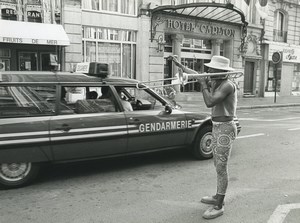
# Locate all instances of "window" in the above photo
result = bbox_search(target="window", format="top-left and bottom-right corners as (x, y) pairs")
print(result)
(19, 52), (38, 71)
(292, 64), (300, 94)
(273, 10), (287, 42)
(119, 86), (165, 111)
(59, 86), (118, 114)
(82, 26), (137, 78)
(83, 0), (137, 16)
(1, 7), (17, 20)
(0, 85), (56, 118)
(86, 42), (96, 62)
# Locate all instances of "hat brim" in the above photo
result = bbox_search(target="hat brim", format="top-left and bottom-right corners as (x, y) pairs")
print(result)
(204, 63), (235, 71)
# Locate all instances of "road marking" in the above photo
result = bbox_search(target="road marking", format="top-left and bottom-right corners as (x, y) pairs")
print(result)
(268, 203), (300, 223)
(239, 117), (300, 122)
(236, 133), (265, 139)
(288, 127), (300, 131)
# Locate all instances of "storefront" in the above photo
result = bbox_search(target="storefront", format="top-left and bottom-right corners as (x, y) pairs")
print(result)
(148, 3), (247, 93)
(0, 20), (70, 71)
(264, 41), (300, 96)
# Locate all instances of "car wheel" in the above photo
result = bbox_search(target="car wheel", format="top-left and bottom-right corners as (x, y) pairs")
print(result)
(0, 162), (39, 189)
(192, 125), (213, 160)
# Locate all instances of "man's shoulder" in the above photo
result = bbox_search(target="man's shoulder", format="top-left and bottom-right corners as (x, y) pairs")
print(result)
(218, 80), (235, 93)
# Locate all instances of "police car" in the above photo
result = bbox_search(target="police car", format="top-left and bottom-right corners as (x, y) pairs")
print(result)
(0, 63), (241, 189)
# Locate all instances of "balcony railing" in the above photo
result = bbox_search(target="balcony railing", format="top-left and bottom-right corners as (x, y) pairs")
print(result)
(273, 29), (287, 42)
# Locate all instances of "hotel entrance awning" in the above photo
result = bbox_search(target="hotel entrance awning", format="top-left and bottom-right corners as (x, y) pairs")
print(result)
(0, 20), (70, 46)
(151, 2), (247, 26)
(150, 2), (247, 41)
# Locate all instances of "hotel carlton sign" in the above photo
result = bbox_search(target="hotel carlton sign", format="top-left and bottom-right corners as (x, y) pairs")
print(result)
(166, 19), (235, 38)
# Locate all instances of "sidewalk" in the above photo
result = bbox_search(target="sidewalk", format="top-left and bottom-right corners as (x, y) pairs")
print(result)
(174, 92), (300, 112)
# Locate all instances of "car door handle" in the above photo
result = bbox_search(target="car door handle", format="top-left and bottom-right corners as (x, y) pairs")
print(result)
(55, 124), (71, 132)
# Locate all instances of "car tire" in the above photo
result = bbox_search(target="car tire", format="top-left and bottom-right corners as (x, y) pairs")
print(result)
(192, 125), (213, 160)
(0, 162), (39, 189)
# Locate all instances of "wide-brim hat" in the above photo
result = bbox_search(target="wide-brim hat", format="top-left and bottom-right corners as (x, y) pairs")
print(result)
(204, 56), (234, 71)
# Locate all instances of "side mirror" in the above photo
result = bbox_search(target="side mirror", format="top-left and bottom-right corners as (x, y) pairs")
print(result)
(165, 105), (172, 114)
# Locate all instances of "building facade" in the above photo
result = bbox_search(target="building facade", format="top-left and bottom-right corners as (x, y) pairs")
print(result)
(63, 0), (253, 96)
(0, 0), (70, 71)
(2, 0), (299, 97)
(261, 0), (300, 96)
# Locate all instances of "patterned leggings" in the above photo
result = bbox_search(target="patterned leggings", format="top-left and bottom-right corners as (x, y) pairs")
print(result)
(212, 120), (237, 195)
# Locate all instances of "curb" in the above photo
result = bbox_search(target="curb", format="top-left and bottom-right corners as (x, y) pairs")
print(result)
(237, 103), (300, 110)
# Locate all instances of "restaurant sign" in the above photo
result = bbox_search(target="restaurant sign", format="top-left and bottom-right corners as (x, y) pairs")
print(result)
(269, 44), (300, 63)
(0, 37), (61, 45)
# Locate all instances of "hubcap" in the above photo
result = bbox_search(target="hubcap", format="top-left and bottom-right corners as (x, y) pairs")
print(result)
(201, 133), (213, 155)
(0, 163), (31, 182)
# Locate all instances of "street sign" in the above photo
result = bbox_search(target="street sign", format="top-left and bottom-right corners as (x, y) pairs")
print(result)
(272, 51), (282, 64)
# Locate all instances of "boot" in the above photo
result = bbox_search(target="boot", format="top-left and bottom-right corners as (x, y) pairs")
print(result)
(202, 205), (224, 219)
(200, 194), (217, 205)
(200, 194), (224, 205)
(202, 194), (225, 219)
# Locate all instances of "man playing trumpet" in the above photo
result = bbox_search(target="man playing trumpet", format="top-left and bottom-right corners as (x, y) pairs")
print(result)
(171, 55), (238, 219)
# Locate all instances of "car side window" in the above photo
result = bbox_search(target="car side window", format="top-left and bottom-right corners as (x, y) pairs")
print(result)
(59, 85), (118, 114)
(121, 86), (165, 111)
(0, 85), (56, 118)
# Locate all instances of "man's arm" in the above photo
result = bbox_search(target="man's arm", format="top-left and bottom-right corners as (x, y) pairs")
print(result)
(170, 55), (198, 74)
(201, 81), (234, 108)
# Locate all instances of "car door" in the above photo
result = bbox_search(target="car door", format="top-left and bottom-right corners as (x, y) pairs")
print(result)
(121, 86), (189, 153)
(0, 83), (55, 163)
(49, 85), (128, 161)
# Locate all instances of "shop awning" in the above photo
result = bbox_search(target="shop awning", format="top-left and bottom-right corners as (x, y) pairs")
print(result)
(0, 20), (70, 46)
(151, 3), (247, 26)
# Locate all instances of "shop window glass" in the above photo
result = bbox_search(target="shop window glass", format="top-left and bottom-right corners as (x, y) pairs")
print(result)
(98, 43), (121, 77)
(0, 49), (10, 58)
(41, 53), (58, 71)
(292, 64), (300, 94)
(83, 26), (136, 78)
(19, 52), (37, 71)
(0, 59), (10, 71)
(97, 28), (103, 39)
(122, 44), (131, 79)
(0, 85), (56, 118)
(202, 40), (212, 49)
(86, 42), (96, 62)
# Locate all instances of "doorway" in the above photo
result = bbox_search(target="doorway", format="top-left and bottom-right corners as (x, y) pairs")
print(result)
(19, 52), (37, 71)
(18, 51), (58, 71)
(244, 61), (255, 94)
